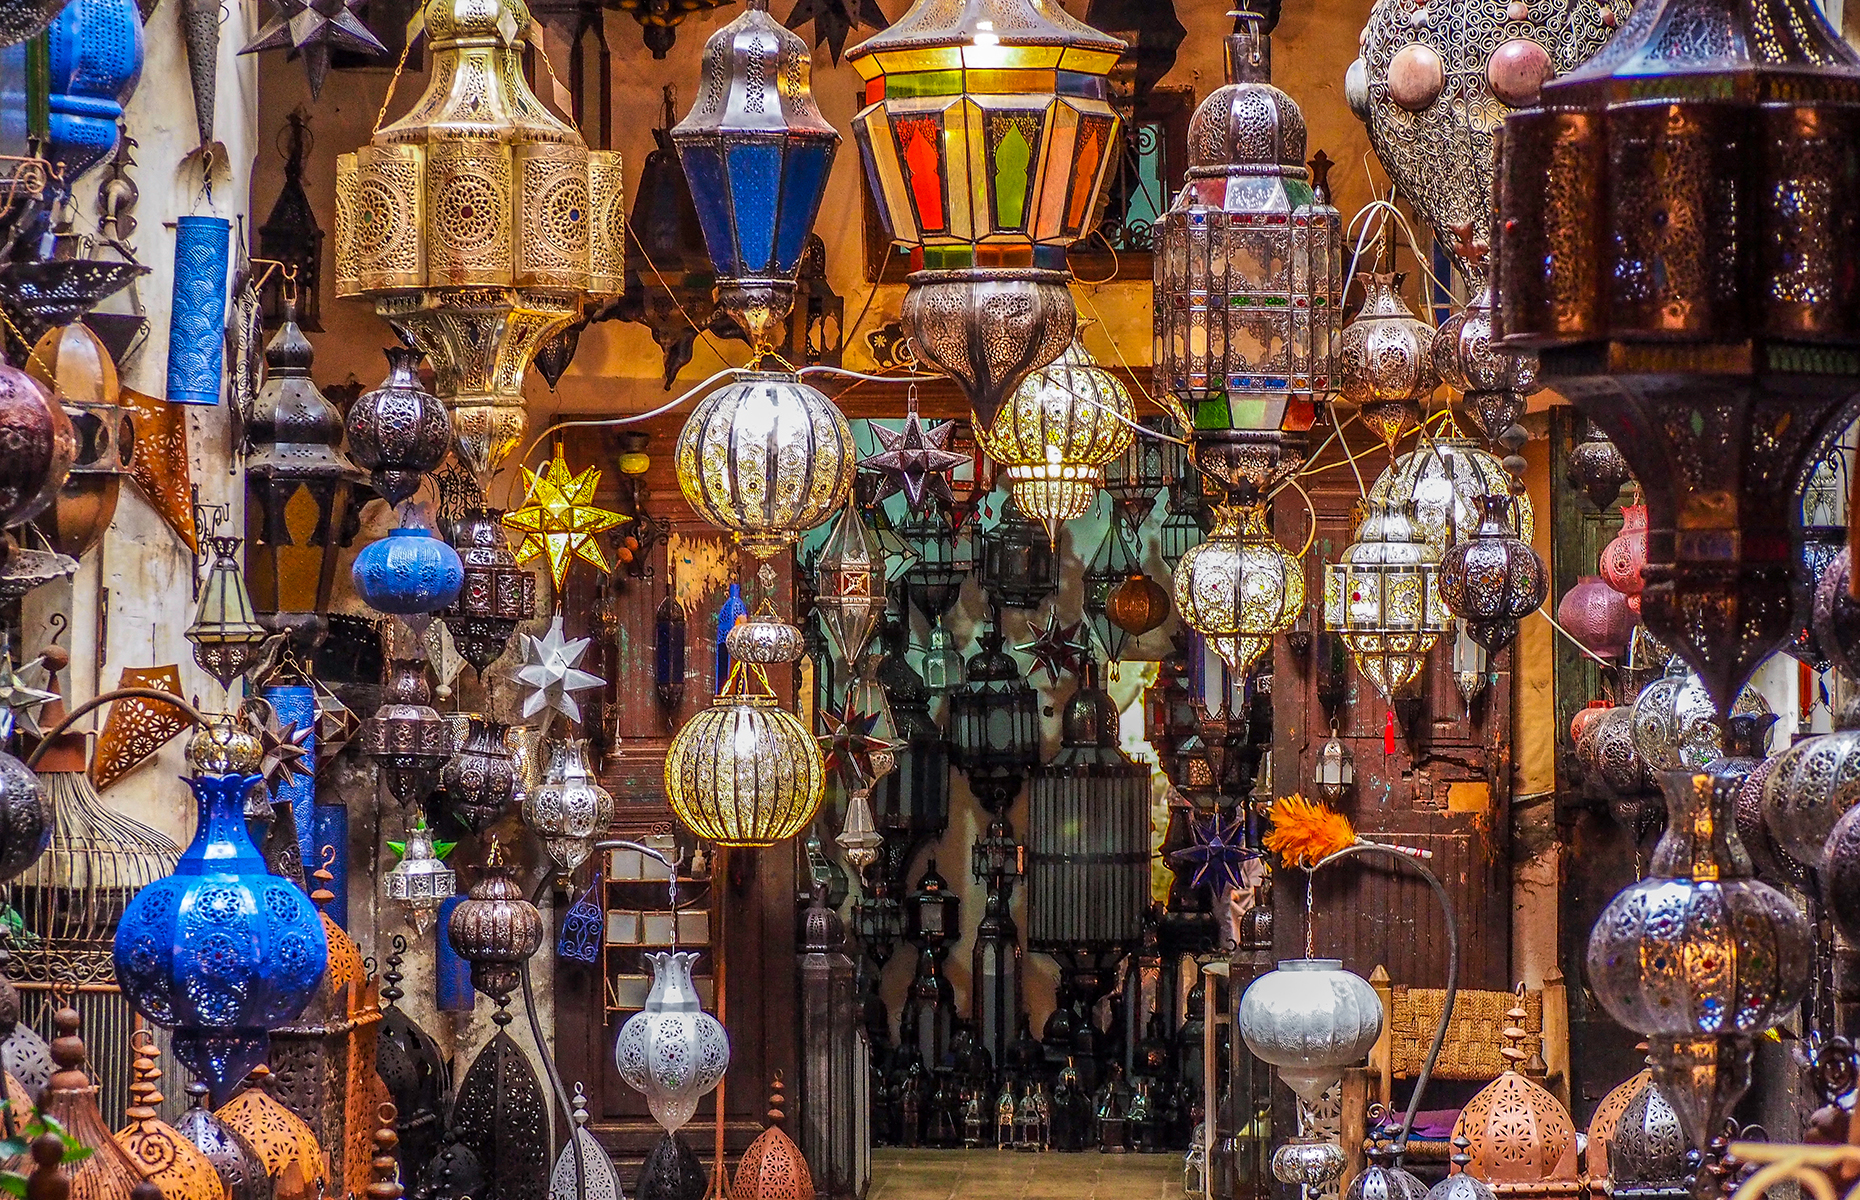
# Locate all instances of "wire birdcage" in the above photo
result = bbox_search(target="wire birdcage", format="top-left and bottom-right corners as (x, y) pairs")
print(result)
(5, 765), (181, 1125)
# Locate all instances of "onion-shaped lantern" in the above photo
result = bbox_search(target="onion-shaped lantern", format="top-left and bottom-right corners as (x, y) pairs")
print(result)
(113, 770), (330, 1102)
(1566, 419), (1632, 512)
(676, 373), (856, 558)
(523, 737), (613, 874)
(613, 950), (731, 1134)
(1370, 436), (1532, 560)
(440, 717), (518, 833)
(1578, 707), (1651, 804)
(446, 837), (544, 1006)
(1438, 493), (1547, 653)
(344, 348), (451, 507)
(668, 0), (840, 351)
(362, 657), (454, 806)
(980, 332), (1133, 540)
(1237, 958), (1382, 1103)
(664, 664), (824, 847)
(1339, 272), (1438, 450)
(352, 522), (465, 622)
(1821, 801), (1860, 945)
(1174, 502), (1304, 676)
(1556, 575), (1634, 660)
(1585, 770), (1810, 1148)
(1600, 497), (1648, 615)
(1430, 280), (1539, 442)
(845, 0), (1125, 429)
(1761, 711), (1860, 871)
(1323, 499), (1451, 700)
(1629, 667), (1768, 775)
(28, 321), (135, 561)
(441, 508), (537, 676)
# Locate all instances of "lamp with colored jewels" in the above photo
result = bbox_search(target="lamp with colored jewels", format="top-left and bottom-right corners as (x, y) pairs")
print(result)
(1175, 501), (1305, 677)
(1323, 498), (1451, 702)
(846, 0), (1127, 429)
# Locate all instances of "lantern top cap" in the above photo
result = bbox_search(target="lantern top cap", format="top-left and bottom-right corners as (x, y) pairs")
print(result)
(672, 0), (838, 140)
(847, 0), (1124, 61)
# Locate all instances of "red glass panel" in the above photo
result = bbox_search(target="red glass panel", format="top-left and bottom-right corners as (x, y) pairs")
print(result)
(898, 115), (946, 233)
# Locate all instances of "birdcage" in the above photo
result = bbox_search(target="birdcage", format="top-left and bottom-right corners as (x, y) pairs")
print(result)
(5, 763), (181, 1125)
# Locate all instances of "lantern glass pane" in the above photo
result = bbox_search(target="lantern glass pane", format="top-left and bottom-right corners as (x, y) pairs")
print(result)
(776, 141), (834, 269)
(725, 141), (783, 271)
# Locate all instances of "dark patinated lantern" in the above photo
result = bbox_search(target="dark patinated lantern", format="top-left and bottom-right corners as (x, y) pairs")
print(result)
(440, 509), (537, 676)
(1438, 493), (1549, 653)
(1084, 524), (1140, 661)
(257, 111), (324, 330)
(1102, 415), (1176, 544)
(871, 618), (951, 841)
(362, 657), (454, 807)
(980, 493), (1058, 610)
(1566, 418), (1633, 512)
(949, 618), (1041, 811)
(670, 0), (840, 353)
(899, 506), (970, 623)
(906, 858), (960, 952)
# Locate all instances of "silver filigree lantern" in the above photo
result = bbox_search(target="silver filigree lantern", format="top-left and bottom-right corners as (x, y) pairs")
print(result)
(1237, 958), (1383, 1103)
(523, 737), (614, 874)
(613, 950), (732, 1134)
(1629, 667), (1768, 775)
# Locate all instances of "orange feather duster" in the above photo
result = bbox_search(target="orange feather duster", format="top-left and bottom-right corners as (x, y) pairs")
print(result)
(1263, 793), (1358, 868)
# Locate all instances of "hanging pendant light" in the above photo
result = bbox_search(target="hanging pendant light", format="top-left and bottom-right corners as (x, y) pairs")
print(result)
(186, 536), (271, 690)
(384, 816), (457, 934)
(846, 0), (1126, 429)
(1339, 272), (1438, 451)
(1323, 498), (1451, 700)
(362, 656), (454, 807)
(446, 837), (545, 1007)
(1556, 575), (1635, 661)
(524, 737), (614, 874)
(1175, 502), (1304, 676)
(1599, 492), (1648, 615)
(1238, 959), (1382, 1103)
(614, 950), (731, 1134)
(441, 508), (538, 677)
(1438, 493), (1547, 653)
(343, 348), (451, 508)
(669, 0), (841, 352)
(1566, 418), (1632, 512)
(1370, 435), (1533, 561)
(1629, 666), (1768, 775)
(812, 504), (886, 668)
(665, 664), (825, 847)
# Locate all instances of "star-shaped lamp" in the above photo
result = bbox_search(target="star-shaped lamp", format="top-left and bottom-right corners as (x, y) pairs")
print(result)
(312, 680), (359, 773)
(245, 699), (314, 787)
(514, 615), (605, 723)
(858, 400), (969, 513)
(240, 0), (387, 98)
(1169, 809), (1257, 894)
(785, 0), (889, 63)
(0, 648), (57, 741)
(1014, 609), (1090, 685)
(504, 445), (624, 594)
(818, 698), (896, 792)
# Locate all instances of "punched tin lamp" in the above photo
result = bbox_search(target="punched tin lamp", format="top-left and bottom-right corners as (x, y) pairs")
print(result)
(665, 664), (825, 847)
(332, 0), (624, 484)
(846, 0), (1126, 427)
(1323, 499), (1451, 700)
(670, 0), (840, 352)
(1174, 502), (1305, 677)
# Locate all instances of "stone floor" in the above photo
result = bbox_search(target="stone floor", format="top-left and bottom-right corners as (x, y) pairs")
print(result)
(867, 1148), (1185, 1200)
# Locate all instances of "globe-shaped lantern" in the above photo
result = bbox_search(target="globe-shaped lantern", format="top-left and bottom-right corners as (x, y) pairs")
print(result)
(1237, 959), (1383, 1103)
(352, 523), (465, 619)
(980, 332), (1133, 540)
(1629, 667), (1768, 775)
(1566, 420), (1632, 512)
(614, 950), (731, 1134)
(344, 348), (451, 507)
(1154, 1), (1342, 500)
(1430, 278), (1540, 442)
(675, 373), (856, 559)
(1175, 502), (1305, 677)
(447, 837), (544, 1006)
(1599, 497), (1647, 614)
(846, 0), (1125, 429)
(113, 771), (330, 1103)
(1556, 575), (1634, 660)
(1339, 272), (1438, 451)
(333, 0), (625, 484)
(1760, 712), (1860, 871)
(1323, 499), (1451, 700)
(669, 0), (839, 351)
(1438, 493), (1548, 653)
(665, 664), (824, 846)
(1585, 770), (1811, 1149)
(1370, 437), (1533, 560)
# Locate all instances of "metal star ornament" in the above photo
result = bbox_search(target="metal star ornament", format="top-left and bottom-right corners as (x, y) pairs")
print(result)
(312, 680), (359, 773)
(0, 649), (56, 740)
(1015, 609), (1090, 685)
(784, 0), (889, 63)
(1169, 810), (1258, 894)
(504, 445), (625, 594)
(858, 401), (969, 512)
(244, 698), (313, 787)
(514, 615), (605, 723)
(240, 0), (387, 98)
(818, 699), (895, 790)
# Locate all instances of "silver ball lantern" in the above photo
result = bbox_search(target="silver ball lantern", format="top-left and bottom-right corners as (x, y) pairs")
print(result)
(1273, 1140), (1346, 1187)
(1237, 958), (1382, 1103)
(523, 737), (614, 874)
(1761, 711), (1860, 871)
(1629, 668), (1768, 774)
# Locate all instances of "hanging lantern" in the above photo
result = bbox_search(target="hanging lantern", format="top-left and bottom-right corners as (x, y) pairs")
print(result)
(1761, 712), (1860, 872)
(1324, 499), (1451, 699)
(1430, 276), (1540, 443)
(384, 816), (457, 934)
(675, 373), (856, 558)
(1556, 575), (1634, 660)
(343, 348), (452, 508)
(1438, 493), (1548, 653)
(1339, 272), (1438, 451)
(1599, 494), (1647, 614)
(333, 0), (625, 485)
(0, 363), (76, 533)
(167, 216), (231, 407)
(446, 837), (545, 1007)
(1174, 502), (1304, 676)
(979, 331), (1134, 540)
(1083, 523), (1139, 661)
(113, 770), (330, 1103)
(669, 0), (840, 351)
(173, 1081), (270, 1200)
(186, 536), (271, 689)
(1786, 525), (1844, 671)
(1237, 959), (1382, 1103)
(1565, 419), (1632, 512)
(1155, 3), (1340, 499)
(1451, 623), (1491, 704)
(656, 591), (688, 710)
(440, 717), (517, 833)
(361, 657), (454, 807)
(1629, 667), (1768, 775)
(524, 737), (613, 874)
(1585, 771), (1810, 1148)
(1315, 725), (1354, 801)
(665, 664), (825, 847)
(352, 522), (465, 621)
(1370, 436), (1533, 560)
(949, 620), (1041, 812)
(812, 504), (885, 668)
(1102, 415), (1175, 544)
(614, 950), (731, 1134)
(978, 493), (1059, 610)
(26, 322), (134, 560)
(441, 508), (537, 676)
(845, 0), (1125, 428)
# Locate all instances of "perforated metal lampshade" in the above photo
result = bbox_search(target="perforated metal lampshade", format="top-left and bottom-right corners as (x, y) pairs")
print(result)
(1323, 500), (1451, 700)
(1173, 502), (1305, 676)
(187, 536), (271, 688)
(949, 621), (1040, 812)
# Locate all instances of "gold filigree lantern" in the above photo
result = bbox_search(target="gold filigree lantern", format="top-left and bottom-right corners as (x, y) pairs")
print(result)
(979, 329), (1134, 541)
(665, 664), (825, 848)
(846, 0), (1126, 428)
(1323, 498), (1451, 700)
(1174, 502), (1304, 677)
(333, 0), (624, 484)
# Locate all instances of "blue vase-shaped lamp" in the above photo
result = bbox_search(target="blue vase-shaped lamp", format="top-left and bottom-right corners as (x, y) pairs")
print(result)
(166, 215), (230, 405)
(352, 523), (465, 616)
(112, 772), (330, 1103)
(46, 0), (143, 182)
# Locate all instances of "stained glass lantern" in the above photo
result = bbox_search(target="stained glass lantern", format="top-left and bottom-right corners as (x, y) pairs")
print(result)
(980, 331), (1134, 540)
(1323, 499), (1451, 700)
(1369, 436), (1533, 561)
(186, 536), (270, 689)
(1315, 725), (1353, 801)
(1174, 503), (1304, 676)
(333, 0), (625, 485)
(665, 664), (826, 847)
(1438, 493), (1548, 653)
(1103, 415), (1175, 544)
(979, 493), (1059, 609)
(813, 504), (886, 669)
(949, 619), (1041, 812)
(846, 0), (1126, 429)
(1155, 2), (1341, 501)
(670, 0), (840, 352)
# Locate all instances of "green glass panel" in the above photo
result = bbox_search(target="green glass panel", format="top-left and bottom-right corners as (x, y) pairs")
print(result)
(992, 118), (1032, 229)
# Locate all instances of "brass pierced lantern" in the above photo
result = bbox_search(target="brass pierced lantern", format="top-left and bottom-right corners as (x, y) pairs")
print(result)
(1154, 2), (1342, 500)
(1370, 436), (1534, 560)
(665, 665), (825, 847)
(846, 0), (1125, 427)
(980, 332), (1134, 540)
(1174, 503), (1304, 676)
(333, 0), (624, 484)
(813, 504), (886, 667)
(187, 536), (270, 689)
(1324, 499), (1451, 700)
(670, 0), (841, 352)
(1338, 272), (1438, 451)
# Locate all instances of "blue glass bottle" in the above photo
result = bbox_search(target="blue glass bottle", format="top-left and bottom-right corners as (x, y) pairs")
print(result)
(112, 772), (329, 1103)
(715, 582), (745, 691)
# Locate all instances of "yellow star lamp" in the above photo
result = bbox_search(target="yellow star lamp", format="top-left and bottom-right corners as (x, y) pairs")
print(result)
(503, 446), (625, 593)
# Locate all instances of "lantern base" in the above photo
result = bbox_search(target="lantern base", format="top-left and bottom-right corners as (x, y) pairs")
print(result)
(901, 268), (1074, 429)
(1192, 428), (1306, 504)
(717, 278), (796, 356)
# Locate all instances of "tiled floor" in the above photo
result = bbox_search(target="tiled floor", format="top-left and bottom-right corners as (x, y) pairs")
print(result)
(867, 1148), (1184, 1200)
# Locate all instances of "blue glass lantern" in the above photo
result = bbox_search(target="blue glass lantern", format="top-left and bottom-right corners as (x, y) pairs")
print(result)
(112, 772), (330, 1103)
(166, 215), (230, 405)
(670, 0), (839, 352)
(352, 523), (465, 617)
(45, 0), (142, 182)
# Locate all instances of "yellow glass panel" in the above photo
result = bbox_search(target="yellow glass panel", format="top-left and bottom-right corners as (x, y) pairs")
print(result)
(872, 45), (966, 74)
(858, 106), (920, 243)
(963, 44), (1063, 70)
(1032, 105), (1076, 243)
(946, 98), (983, 243)
(1057, 47), (1122, 74)
(954, 68), (1055, 95)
